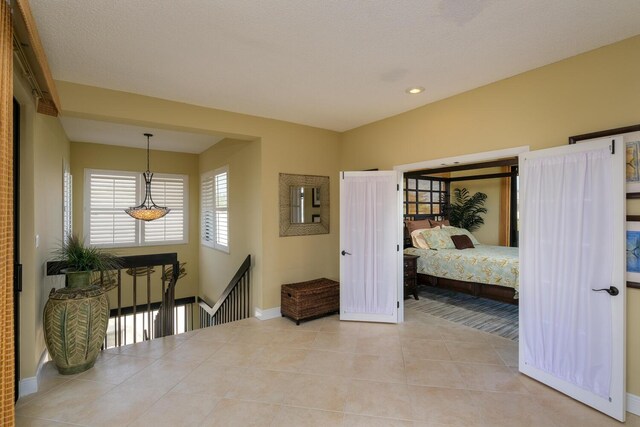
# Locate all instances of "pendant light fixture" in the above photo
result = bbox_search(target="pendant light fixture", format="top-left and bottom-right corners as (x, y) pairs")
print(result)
(125, 133), (170, 221)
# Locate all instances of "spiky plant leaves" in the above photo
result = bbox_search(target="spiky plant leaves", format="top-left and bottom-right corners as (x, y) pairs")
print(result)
(448, 187), (488, 232)
(54, 234), (121, 289)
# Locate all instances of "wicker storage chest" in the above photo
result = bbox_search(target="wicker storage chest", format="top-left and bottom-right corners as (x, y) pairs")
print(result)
(281, 278), (339, 325)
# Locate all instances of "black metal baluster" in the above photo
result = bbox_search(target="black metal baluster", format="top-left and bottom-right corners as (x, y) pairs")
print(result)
(132, 268), (137, 343)
(117, 269), (122, 347)
(146, 269), (151, 341)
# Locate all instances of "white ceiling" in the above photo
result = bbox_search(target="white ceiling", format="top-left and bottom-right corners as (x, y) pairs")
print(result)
(31, 0), (640, 132)
(59, 117), (223, 154)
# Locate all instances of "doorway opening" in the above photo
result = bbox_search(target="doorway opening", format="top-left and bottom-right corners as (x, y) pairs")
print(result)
(393, 146), (528, 326)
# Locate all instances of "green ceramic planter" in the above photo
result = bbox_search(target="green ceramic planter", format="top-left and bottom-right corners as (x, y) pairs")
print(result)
(63, 270), (92, 289)
(43, 283), (109, 375)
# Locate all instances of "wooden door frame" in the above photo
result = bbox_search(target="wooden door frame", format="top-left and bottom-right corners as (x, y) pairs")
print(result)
(12, 98), (20, 402)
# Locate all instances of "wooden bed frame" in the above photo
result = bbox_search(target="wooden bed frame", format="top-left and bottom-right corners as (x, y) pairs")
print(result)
(417, 273), (518, 305)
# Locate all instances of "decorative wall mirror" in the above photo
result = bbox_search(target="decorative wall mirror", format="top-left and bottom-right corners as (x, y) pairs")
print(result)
(279, 173), (330, 236)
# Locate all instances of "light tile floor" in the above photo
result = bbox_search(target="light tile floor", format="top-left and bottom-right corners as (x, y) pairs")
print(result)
(16, 308), (640, 426)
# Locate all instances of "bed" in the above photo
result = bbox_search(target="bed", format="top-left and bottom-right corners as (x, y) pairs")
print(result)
(403, 225), (519, 304)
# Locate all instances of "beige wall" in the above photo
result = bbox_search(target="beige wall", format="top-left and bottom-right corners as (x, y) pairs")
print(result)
(450, 168), (502, 246)
(14, 68), (71, 380)
(341, 36), (640, 395)
(57, 81), (342, 311)
(198, 138), (262, 304)
(70, 142), (200, 303)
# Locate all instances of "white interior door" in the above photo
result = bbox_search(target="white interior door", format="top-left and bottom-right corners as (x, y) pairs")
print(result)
(519, 137), (626, 421)
(340, 171), (401, 323)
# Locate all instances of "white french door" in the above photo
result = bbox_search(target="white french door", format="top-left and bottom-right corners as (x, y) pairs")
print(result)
(339, 171), (401, 323)
(519, 137), (626, 421)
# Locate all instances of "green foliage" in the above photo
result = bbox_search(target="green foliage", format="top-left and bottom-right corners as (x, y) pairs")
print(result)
(54, 234), (121, 273)
(448, 188), (488, 232)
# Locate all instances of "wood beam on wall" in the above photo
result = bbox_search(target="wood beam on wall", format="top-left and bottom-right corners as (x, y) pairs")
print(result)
(12, 0), (60, 116)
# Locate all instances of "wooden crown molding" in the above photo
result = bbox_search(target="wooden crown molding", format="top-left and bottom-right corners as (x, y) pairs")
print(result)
(12, 0), (60, 116)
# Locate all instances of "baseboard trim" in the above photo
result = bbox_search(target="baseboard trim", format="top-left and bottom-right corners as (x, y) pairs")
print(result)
(628, 393), (640, 416)
(19, 349), (48, 398)
(254, 306), (281, 321)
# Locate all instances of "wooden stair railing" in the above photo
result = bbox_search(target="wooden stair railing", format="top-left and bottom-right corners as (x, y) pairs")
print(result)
(47, 253), (183, 347)
(199, 255), (252, 327)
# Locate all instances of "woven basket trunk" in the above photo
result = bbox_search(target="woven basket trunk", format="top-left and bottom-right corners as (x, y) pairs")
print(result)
(43, 285), (109, 375)
(281, 278), (339, 324)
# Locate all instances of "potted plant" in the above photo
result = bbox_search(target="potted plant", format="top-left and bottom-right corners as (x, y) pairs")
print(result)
(44, 235), (120, 374)
(448, 187), (488, 232)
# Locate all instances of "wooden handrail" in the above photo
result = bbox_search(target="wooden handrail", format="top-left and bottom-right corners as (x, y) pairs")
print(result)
(46, 253), (183, 347)
(46, 253), (179, 276)
(199, 255), (252, 326)
(201, 255), (251, 316)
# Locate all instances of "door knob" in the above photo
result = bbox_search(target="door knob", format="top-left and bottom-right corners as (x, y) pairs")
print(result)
(592, 286), (619, 296)
(341, 250), (352, 256)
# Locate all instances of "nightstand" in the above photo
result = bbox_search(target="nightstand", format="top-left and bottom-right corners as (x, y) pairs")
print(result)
(404, 254), (419, 300)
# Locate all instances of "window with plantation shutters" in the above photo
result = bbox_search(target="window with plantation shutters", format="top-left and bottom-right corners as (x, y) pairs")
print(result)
(201, 166), (229, 252)
(85, 169), (188, 247)
(143, 174), (188, 244)
(63, 167), (72, 243)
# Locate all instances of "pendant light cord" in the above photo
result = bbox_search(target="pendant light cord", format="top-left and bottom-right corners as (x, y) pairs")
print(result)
(144, 133), (152, 172)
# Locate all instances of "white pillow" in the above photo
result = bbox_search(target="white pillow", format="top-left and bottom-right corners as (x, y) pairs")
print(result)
(410, 229), (430, 249)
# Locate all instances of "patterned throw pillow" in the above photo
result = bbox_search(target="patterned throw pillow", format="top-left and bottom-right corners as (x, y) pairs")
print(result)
(442, 226), (480, 245)
(420, 228), (455, 249)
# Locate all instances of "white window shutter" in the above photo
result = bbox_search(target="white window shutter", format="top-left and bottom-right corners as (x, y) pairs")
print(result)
(63, 169), (73, 242)
(201, 166), (229, 252)
(86, 170), (138, 246)
(215, 170), (228, 249)
(144, 174), (188, 244)
(201, 172), (215, 248)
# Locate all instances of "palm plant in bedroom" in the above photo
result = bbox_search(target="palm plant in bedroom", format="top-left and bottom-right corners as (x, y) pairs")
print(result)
(448, 187), (488, 232)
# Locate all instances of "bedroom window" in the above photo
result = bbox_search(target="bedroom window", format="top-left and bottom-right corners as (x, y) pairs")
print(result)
(403, 177), (448, 218)
(201, 166), (229, 252)
(84, 169), (188, 247)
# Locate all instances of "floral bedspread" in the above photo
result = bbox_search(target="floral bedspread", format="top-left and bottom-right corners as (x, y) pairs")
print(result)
(404, 245), (519, 296)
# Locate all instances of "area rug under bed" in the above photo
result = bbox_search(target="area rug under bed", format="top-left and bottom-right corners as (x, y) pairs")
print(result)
(405, 286), (519, 341)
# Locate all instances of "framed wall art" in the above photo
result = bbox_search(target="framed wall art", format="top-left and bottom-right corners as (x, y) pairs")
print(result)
(627, 216), (640, 289)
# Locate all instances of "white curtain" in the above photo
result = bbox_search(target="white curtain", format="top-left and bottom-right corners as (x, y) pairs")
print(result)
(342, 175), (396, 315)
(521, 147), (613, 398)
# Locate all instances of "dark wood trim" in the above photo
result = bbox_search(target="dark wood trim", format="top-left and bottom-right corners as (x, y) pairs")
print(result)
(13, 98), (20, 402)
(200, 255), (251, 316)
(627, 215), (640, 222)
(509, 165), (519, 247)
(417, 274), (518, 305)
(13, 0), (61, 114)
(568, 124), (640, 144)
(47, 253), (179, 276)
(406, 158), (518, 177)
(448, 171), (516, 183)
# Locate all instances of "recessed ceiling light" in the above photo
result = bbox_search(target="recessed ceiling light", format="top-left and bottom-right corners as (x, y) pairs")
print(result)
(406, 86), (425, 95)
